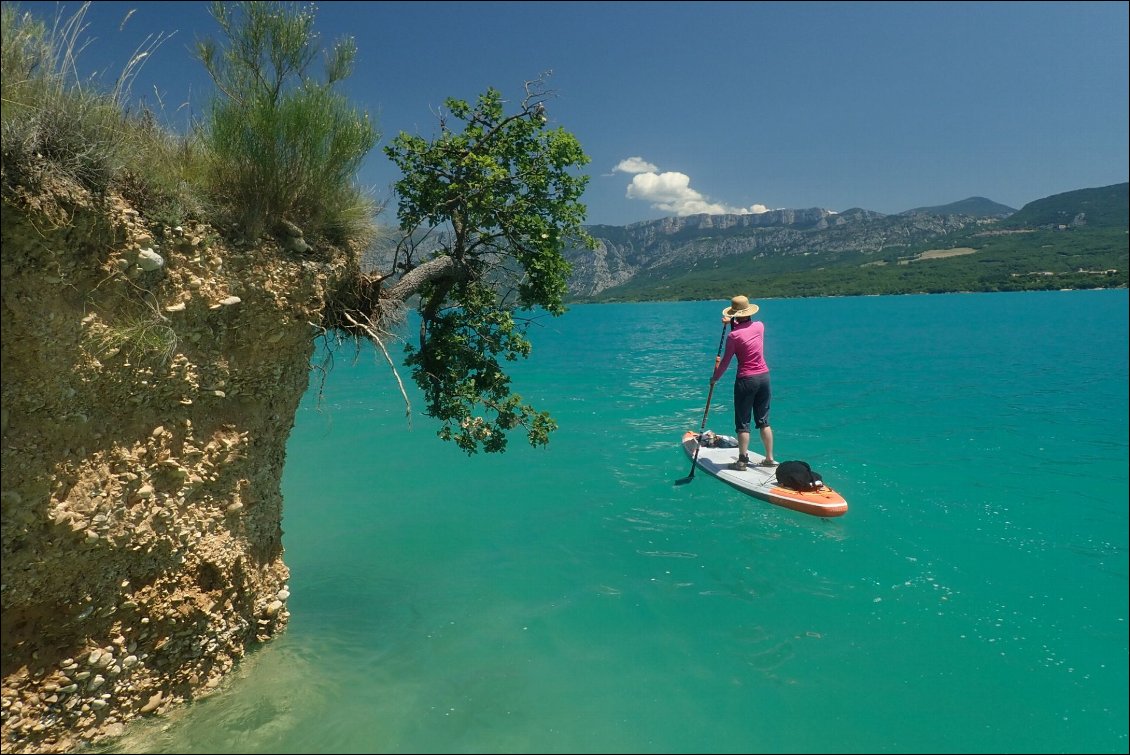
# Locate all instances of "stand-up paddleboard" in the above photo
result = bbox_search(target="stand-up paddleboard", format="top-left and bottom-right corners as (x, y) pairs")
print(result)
(681, 431), (848, 517)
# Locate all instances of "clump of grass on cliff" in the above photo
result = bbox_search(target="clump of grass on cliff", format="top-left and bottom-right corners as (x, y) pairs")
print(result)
(0, 1), (203, 222)
(95, 300), (179, 367)
(1, 0), (379, 250)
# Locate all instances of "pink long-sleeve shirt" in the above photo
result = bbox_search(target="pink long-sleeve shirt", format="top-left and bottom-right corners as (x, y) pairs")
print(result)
(712, 320), (769, 381)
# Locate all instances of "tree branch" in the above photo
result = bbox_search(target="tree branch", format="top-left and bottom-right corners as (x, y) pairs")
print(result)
(382, 254), (468, 304)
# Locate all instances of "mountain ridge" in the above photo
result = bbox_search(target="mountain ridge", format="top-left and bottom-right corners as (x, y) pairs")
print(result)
(564, 182), (1128, 301)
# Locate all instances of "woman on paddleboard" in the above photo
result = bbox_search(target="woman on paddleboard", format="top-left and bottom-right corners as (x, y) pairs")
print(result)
(710, 295), (776, 472)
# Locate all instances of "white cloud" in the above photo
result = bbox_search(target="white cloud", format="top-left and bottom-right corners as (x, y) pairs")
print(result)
(613, 156), (659, 174)
(619, 159), (770, 217)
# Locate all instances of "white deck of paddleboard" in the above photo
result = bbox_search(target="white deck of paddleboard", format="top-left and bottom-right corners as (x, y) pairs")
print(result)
(686, 439), (781, 495)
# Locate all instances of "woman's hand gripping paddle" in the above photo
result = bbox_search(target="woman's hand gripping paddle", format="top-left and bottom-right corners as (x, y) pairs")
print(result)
(676, 316), (730, 485)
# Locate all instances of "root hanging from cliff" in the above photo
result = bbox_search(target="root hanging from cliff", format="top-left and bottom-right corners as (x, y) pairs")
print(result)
(320, 267), (415, 422)
(342, 309), (411, 422)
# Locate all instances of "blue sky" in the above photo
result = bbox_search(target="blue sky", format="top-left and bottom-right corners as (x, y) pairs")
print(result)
(17, 0), (1130, 226)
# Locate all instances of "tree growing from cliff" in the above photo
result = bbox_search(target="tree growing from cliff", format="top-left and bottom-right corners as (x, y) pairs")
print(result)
(195, 3), (593, 455)
(339, 79), (594, 454)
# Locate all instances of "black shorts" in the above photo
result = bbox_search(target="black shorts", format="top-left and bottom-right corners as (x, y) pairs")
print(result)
(733, 373), (771, 432)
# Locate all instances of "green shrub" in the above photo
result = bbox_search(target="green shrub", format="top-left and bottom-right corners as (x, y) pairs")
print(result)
(196, 1), (378, 245)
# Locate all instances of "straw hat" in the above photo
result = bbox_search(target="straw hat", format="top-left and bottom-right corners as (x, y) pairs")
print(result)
(722, 295), (759, 318)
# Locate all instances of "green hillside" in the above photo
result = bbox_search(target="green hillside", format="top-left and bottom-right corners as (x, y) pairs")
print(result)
(903, 196), (1016, 218)
(1004, 183), (1129, 229)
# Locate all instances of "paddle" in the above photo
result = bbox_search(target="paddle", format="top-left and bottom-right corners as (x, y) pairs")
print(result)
(676, 316), (730, 485)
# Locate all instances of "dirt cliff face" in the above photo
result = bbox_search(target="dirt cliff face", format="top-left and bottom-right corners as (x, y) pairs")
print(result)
(1, 176), (357, 753)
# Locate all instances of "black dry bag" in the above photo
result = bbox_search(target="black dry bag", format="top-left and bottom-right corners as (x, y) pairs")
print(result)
(775, 460), (824, 492)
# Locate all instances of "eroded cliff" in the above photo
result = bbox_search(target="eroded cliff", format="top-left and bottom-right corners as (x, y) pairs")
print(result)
(1, 176), (357, 753)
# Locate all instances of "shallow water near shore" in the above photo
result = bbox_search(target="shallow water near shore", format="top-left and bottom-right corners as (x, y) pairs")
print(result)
(107, 290), (1128, 753)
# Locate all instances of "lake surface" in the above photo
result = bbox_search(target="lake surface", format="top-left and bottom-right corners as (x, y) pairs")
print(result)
(110, 289), (1129, 754)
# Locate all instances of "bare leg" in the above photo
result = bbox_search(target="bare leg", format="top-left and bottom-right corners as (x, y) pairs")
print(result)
(759, 425), (774, 462)
(737, 430), (750, 460)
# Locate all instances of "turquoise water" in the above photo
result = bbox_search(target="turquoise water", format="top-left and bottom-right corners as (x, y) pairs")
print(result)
(113, 290), (1128, 754)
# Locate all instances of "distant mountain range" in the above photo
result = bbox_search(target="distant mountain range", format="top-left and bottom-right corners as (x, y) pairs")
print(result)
(564, 183), (1128, 301)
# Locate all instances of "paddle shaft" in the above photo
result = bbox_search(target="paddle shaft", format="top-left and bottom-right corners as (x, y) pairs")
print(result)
(686, 318), (730, 479)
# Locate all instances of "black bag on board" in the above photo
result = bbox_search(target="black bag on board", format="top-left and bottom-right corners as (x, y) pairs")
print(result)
(775, 460), (824, 492)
